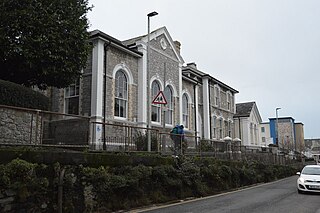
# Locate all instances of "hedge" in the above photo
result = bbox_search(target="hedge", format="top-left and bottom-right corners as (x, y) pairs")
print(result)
(0, 156), (297, 212)
(0, 79), (49, 110)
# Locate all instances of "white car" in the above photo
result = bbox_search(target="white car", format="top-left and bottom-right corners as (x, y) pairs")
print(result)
(297, 165), (320, 193)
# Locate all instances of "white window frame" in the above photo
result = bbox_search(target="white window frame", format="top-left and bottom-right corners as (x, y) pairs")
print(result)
(219, 118), (223, 139)
(212, 115), (217, 139)
(164, 86), (173, 125)
(114, 70), (128, 119)
(182, 93), (189, 129)
(214, 85), (220, 107)
(228, 120), (232, 137)
(151, 80), (161, 123)
(227, 91), (232, 111)
(64, 78), (80, 115)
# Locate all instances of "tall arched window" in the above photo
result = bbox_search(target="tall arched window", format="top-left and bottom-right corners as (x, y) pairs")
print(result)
(182, 94), (189, 128)
(151, 80), (161, 122)
(164, 86), (173, 125)
(114, 70), (128, 118)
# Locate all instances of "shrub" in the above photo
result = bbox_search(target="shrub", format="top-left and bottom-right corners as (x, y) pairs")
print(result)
(0, 79), (49, 110)
(0, 159), (49, 212)
(134, 131), (159, 151)
(0, 155), (298, 212)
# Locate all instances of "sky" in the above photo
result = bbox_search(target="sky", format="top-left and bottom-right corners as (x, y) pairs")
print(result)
(87, 0), (320, 138)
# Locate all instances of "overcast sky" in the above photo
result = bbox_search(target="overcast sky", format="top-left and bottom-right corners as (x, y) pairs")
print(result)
(87, 0), (320, 138)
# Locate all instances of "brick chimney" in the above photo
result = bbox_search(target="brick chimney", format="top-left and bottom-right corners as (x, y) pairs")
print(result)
(174, 40), (181, 54)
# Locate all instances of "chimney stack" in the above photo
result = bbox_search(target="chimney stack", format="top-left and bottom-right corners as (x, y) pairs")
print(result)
(174, 40), (181, 54)
(187, 62), (197, 69)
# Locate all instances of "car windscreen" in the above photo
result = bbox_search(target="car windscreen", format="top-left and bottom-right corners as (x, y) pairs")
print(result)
(302, 167), (320, 175)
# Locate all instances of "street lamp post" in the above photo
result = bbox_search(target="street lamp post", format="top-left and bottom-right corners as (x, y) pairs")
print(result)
(276, 107), (281, 146)
(147, 11), (158, 152)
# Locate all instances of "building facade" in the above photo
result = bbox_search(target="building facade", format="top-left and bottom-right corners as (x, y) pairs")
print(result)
(49, 27), (238, 148)
(234, 102), (262, 147)
(268, 117), (305, 152)
(182, 63), (238, 140)
(295, 122), (305, 153)
(259, 122), (273, 147)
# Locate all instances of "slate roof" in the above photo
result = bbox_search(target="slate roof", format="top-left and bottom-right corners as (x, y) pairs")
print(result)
(234, 102), (256, 118)
(89, 30), (143, 57)
(182, 65), (239, 93)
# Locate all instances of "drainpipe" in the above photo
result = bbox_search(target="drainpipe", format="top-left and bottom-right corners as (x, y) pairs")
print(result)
(193, 83), (198, 145)
(238, 118), (241, 139)
(208, 79), (212, 139)
(103, 41), (111, 150)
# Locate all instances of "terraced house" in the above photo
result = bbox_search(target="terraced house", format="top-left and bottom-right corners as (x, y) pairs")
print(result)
(49, 27), (238, 149)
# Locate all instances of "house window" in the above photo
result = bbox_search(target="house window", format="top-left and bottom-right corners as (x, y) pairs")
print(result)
(224, 120), (228, 137)
(227, 92), (231, 111)
(114, 70), (128, 118)
(262, 137), (266, 143)
(65, 78), (80, 115)
(164, 86), (173, 125)
(219, 119), (223, 139)
(261, 127), (265, 133)
(182, 94), (189, 128)
(212, 116), (217, 138)
(151, 80), (161, 122)
(214, 85), (220, 107)
(228, 121), (232, 137)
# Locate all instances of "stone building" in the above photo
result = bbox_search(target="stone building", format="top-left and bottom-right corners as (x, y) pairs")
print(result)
(233, 102), (262, 147)
(269, 117), (304, 152)
(294, 122), (305, 153)
(182, 63), (238, 140)
(259, 122), (274, 147)
(49, 27), (238, 148)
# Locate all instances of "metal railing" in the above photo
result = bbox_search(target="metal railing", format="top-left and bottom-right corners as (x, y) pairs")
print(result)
(0, 104), (90, 148)
(0, 104), (300, 165)
(90, 121), (160, 152)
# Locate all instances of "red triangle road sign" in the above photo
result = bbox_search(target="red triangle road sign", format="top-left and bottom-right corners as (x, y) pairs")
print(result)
(152, 91), (167, 104)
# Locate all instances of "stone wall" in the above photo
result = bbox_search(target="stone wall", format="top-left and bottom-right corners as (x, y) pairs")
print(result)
(42, 118), (90, 145)
(0, 107), (41, 144)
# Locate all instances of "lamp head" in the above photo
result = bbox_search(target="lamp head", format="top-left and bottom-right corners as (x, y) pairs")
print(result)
(148, 11), (158, 17)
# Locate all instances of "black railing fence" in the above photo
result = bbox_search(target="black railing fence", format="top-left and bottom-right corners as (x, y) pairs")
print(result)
(0, 105), (299, 165)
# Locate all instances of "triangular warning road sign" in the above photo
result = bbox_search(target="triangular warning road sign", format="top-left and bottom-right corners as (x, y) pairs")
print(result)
(152, 91), (167, 105)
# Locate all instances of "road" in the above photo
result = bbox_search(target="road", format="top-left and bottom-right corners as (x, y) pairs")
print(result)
(134, 176), (320, 213)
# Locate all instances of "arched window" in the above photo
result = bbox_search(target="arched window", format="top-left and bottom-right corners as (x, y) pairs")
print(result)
(114, 70), (128, 118)
(151, 80), (161, 122)
(164, 86), (173, 125)
(182, 94), (189, 128)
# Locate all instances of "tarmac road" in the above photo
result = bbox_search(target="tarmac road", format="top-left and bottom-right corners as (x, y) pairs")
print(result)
(133, 176), (320, 213)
